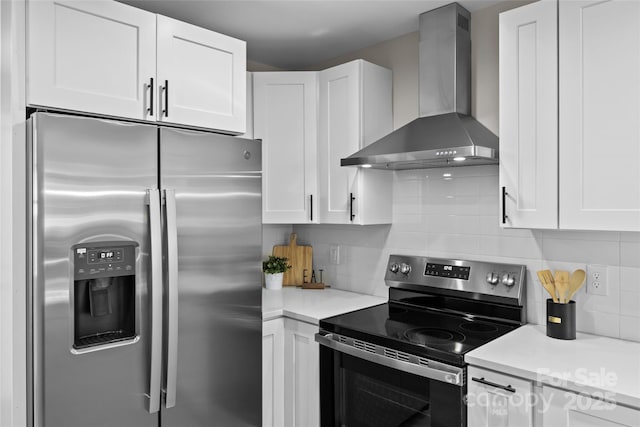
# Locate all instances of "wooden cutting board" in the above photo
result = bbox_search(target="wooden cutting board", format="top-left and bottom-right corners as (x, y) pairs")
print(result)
(272, 233), (312, 286)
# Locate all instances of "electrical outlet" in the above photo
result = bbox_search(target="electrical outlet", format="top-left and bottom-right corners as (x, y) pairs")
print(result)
(329, 245), (341, 265)
(586, 264), (608, 296)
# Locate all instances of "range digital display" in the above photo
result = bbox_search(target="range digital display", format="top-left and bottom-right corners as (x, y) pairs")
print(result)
(425, 263), (471, 280)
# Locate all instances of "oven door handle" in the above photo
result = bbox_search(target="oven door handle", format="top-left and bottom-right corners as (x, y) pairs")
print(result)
(315, 332), (464, 386)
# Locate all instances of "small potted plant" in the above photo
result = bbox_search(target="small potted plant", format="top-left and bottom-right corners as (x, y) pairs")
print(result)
(262, 255), (291, 290)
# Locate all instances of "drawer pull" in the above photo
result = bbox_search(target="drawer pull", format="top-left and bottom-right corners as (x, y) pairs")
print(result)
(472, 376), (516, 393)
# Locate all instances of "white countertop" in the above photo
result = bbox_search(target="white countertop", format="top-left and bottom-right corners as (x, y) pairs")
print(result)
(465, 324), (640, 408)
(262, 286), (387, 325)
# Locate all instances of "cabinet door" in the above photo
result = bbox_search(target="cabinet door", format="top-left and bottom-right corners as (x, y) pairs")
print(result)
(318, 61), (361, 224)
(559, 0), (640, 231)
(254, 72), (318, 224)
(467, 366), (534, 427)
(499, 0), (558, 229)
(283, 318), (319, 427)
(28, 0), (156, 120)
(157, 15), (246, 134)
(543, 386), (640, 427)
(318, 60), (392, 225)
(263, 319), (285, 427)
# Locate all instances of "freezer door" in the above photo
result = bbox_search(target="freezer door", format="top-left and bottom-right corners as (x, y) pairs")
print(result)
(160, 128), (262, 427)
(29, 113), (159, 427)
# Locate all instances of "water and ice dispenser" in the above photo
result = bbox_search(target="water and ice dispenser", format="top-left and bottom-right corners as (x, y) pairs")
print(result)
(72, 241), (138, 349)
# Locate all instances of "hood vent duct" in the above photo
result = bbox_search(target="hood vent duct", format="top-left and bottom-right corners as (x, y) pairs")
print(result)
(341, 2), (499, 170)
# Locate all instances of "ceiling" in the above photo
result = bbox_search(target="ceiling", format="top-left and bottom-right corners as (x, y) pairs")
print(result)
(118, 0), (505, 70)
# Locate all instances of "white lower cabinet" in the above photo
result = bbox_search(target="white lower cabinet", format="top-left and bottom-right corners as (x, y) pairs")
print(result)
(262, 317), (319, 427)
(262, 318), (284, 427)
(542, 386), (640, 427)
(467, 366), (534, 427)
(284, 318), (320, 427)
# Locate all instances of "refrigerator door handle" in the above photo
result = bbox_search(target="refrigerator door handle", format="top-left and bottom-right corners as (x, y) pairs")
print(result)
(147, 189), (163, 414)
(164, 189), (179, 408)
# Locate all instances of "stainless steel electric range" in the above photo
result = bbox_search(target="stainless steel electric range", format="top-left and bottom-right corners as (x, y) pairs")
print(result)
(316, 255), (526, 427)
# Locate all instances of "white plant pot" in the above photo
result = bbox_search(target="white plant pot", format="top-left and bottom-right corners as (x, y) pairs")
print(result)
(264, 272), (284, 290)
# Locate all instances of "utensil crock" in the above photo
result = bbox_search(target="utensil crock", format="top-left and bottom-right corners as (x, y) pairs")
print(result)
(546, 299), (576, 340)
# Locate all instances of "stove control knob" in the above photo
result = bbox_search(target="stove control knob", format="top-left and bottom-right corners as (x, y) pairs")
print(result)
(389, 263), (400, 274)
(502, 274), (516, 287)
(399, 263), (412, 275)
(486, 272), (499, 285)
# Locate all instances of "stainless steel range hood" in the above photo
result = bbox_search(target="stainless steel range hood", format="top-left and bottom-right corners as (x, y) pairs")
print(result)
(341, 3), (499, 170)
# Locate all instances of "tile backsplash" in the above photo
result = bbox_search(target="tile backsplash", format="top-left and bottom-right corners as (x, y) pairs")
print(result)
(265, 165), (640, 342)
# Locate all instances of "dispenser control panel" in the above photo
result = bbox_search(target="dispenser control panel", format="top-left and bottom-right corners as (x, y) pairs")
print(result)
(73, 241), (137, 280)
(87, 248), (124, 264)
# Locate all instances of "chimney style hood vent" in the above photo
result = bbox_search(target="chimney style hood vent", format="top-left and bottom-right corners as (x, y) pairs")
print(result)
(341, 3), (499, 170)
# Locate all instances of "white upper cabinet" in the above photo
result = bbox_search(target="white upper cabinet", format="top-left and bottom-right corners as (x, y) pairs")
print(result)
(318, 60), (393, 225)
(28, 0), (156, 120)
(156, 15), (246, 133)
(254, 72), (318, 224)
(499, 0), (558, 229)
(558, 0), (640, 231)
(499, 0), (640, 231)
(28, 0), (246, 134)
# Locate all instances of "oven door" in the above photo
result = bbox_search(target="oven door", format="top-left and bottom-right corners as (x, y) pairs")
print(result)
(317, 331), (466, 427)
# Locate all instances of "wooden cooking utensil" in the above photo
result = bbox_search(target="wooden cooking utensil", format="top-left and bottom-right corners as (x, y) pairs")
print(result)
(566, 269), (586, 302)
(543, 270), (559, 302)
(554, 270), (570, 303)
(537, 270), (558, 303)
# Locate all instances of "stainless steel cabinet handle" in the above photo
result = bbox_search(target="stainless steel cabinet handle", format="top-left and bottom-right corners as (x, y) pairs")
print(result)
(472, 376), (516, 393)
(163, 189), (179, 408)
(161, 80), (169, 117)
(502, 186), (508, 224)
(147, 189), (163, 413)
(349, 193), (356, 221)
(147, 77), (154, 116)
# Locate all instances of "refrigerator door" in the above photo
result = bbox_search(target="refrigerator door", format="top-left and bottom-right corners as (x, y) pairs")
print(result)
(160, 128), (262, 426)
(29, 113), (159, 427)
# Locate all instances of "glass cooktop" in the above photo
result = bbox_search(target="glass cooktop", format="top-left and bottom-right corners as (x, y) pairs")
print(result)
(319, 302), (520, 366)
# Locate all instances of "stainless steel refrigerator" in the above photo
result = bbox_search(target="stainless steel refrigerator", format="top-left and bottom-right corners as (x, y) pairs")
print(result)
(27, 112), (262, 427)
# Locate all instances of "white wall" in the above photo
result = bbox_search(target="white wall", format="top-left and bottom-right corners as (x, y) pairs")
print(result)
(306, 31), (419, 130)
(471, 0), (536, 133)
(262, 225), (294, 259)
(291, 1), (640, 342)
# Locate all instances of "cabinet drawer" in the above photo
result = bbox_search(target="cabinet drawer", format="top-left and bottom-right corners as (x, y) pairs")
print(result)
(467, 366), (534, 427)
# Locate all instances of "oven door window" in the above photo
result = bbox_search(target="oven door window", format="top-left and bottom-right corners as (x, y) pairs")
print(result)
(334, 353), (463, 427)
